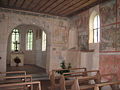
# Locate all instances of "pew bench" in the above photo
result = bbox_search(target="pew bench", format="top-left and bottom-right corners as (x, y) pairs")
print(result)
(0, 81), (41, 90)
(49, 67), (87, 90)
(60, 71), (118, 90)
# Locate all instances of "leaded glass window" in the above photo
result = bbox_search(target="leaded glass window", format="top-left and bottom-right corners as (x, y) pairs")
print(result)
(93, 15), (100, 43)
(26, 30), (33, 50)
(11, 29), (20, 51)
(42, 31), (46, 51)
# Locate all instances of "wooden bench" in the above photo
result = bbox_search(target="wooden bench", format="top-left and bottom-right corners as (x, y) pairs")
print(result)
(0, 75), (32, 84)
(49, 67), (87, 90)
(94, 80), (120, 90)
(0, 81), (41, 90)
(60, 71), (118, 90)
(0, 71), (26, 76)
(60, 70), (100, 90)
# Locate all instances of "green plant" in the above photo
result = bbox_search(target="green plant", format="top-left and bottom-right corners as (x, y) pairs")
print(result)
(56, 61), (72, 75)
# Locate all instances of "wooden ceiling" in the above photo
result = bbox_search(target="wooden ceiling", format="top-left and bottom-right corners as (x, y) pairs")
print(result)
(0, 0), (108, 17)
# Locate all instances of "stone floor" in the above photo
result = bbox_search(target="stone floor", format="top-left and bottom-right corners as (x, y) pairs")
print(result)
(6, 64), (50, 90)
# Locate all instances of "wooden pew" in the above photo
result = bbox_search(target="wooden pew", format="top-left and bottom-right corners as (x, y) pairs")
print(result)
(0, 75), (32, 84)
(60, 70), (116, 90)
(71, 73), (118, 90)
(49, 67), (87, 90)
(94, 80), (120, 90)
(60, 70), (100, 90)
(0, 71), (26, 76)
(0, 81), (41, 90)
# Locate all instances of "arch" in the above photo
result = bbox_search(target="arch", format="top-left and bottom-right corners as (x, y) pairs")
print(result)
(7, 24), (51, 73)
(89, 10), (100, 43)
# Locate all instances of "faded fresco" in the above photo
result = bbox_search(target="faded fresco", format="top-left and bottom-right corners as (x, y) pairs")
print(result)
(100, 25), (116, 51)
(53, 26), (68, 45)
(100, 54), (120, 80)
(72, 10), (89, 50)
(117, 0), (120, 21)
(100, 0), (116, 26)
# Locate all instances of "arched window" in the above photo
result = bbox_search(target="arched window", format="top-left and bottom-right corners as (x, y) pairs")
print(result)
(42, 31), (46, 51)
(89, 13), (100, 43)
(26, 30), (33, 50)
(93, 15), (100, 43)
(11, 29), (20, 51)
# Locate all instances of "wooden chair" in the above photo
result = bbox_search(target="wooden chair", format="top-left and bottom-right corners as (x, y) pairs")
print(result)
(49, 67), (87, 90)
(0, 81), (41, 90)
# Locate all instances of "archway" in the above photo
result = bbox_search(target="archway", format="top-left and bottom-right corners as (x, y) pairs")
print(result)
(7, 24), (49, 74)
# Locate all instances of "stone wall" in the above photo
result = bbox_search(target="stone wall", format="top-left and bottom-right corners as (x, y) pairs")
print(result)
(0, 8), (70, 72)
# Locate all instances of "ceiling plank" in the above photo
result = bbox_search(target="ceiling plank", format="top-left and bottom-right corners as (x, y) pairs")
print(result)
(39, 0), (57, 12)
(20, 0), (25, 8)
(22, 0), (32, 9)
(13, 0), (18, 7)
(0, 0), (8, 6)
(31, 0), (42, 10)
(59, 0), (89, 15)
(44, 0), (65, 13)
(9, 0), (16, 7)
(29, 0), (41, 10)
(7, 0), (10, 6)
(36, 0), (49, 11)
(25, 0), (34, 9)
(15, 0), (24, 8)
(55, 0), (87, 14)
(62, 0), (97, 16)
(51, 0), (82, 14)
(49, 0), (73, 14)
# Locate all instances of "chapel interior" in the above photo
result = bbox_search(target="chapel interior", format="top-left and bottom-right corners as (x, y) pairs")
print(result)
(0, 0), (119, 90)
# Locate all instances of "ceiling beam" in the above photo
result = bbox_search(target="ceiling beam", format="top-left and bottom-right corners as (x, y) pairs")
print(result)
(49, 0), (73, 14)
(53, 0), (83, 14)
(20, 0), (25, 8)
(40, 0), (58, 12)
(44, 0), (65, 13)
(13, 0), (18, 7)
(37, 0), (49, 11)
(26, 0), (34, 10)
(7, 0), (10, 6)
(31, 0), (42, 10)
(60, 0), (91, 16)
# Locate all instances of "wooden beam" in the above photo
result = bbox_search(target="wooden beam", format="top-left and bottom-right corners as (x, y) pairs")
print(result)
(44, 0), (65, 13)
(13, 0), (18, 7)
(0, 81), (41, 88)
(15, 0), (24, 8)
(21, 0), (32, 8)
(40, 0), (57, 12)
(37, 0), (49, 11)
(20, 0), (25, 8)
(9, 0), (16, 7)
(60, 0), (89, 16)
(29, 0), (41, 10)
(53, 0), (83, 14)
(31, 0), (42, 10)
(61, 0), (97, 16)
(49, 0), (73, 14)
(26, 0), (34, 10)
(7, 0), (10, 6)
